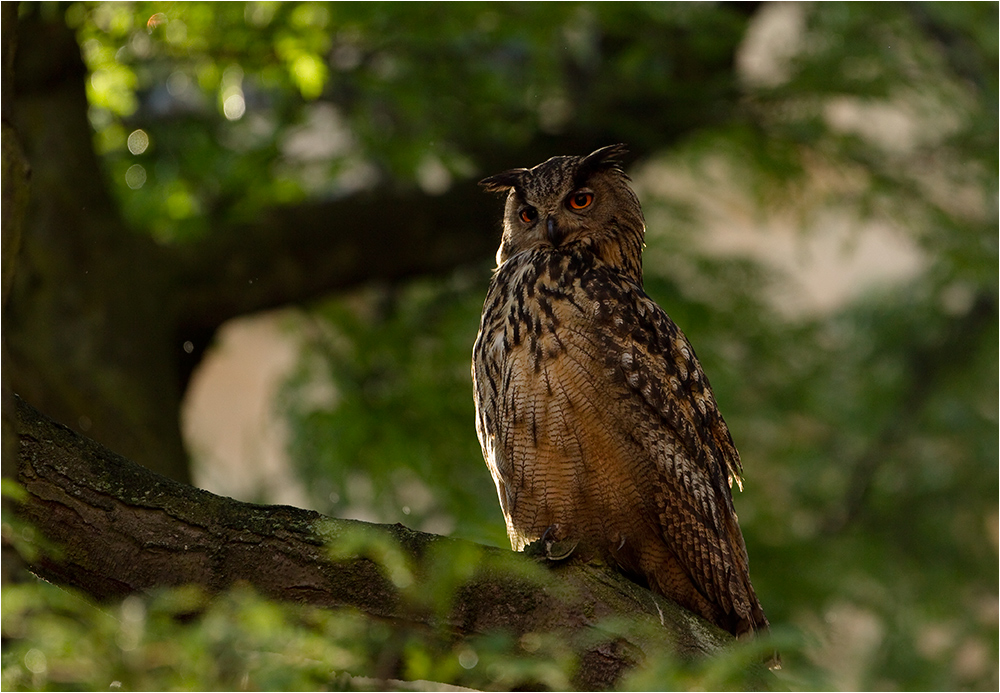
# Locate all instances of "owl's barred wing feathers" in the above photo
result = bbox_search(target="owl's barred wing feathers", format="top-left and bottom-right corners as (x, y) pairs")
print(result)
(588, 271), (768, 634)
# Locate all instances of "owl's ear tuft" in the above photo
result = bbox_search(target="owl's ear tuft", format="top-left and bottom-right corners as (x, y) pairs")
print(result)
(580, 143), (628, 173)
(586, 143), (628, 162)
(576, 144), (629, 183)
(479, 169), (528, 194)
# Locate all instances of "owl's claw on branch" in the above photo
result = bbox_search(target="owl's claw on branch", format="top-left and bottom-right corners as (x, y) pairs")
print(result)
(522, 525), (580, 562)
(543, 538), (580, 561)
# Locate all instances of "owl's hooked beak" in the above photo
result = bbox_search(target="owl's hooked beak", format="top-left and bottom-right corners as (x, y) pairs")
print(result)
(546, 217), (565, 247)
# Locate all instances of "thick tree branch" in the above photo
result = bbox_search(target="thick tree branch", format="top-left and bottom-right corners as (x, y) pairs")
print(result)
(12, 395), (766, 690)
(171, 183), (500, 336)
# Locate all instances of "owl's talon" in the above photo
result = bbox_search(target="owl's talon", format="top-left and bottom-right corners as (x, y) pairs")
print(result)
(544, 538), (579, 561)
(522, 525), (579, 562)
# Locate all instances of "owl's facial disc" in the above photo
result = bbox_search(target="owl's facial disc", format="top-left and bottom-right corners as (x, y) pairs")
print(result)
(501, 171), (610, 260)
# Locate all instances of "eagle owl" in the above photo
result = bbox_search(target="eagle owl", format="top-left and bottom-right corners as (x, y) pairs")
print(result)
(471, 144), (769, 637)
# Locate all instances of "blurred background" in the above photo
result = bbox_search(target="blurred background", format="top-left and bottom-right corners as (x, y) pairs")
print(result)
(4, 2), (997, 690)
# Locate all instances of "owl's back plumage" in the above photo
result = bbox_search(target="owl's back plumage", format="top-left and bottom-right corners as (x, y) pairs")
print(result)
(472, 145), (769, 637)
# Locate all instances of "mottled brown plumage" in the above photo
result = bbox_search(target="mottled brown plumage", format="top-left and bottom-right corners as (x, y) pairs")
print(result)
(472, 144), (770, 637)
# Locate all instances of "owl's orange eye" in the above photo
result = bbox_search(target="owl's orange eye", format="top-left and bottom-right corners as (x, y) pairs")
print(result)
(519, 206), (538, 224)
(568, 191), (594, 210)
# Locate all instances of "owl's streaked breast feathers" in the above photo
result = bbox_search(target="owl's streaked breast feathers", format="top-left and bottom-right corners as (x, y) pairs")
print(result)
(472, 145), (770, 638)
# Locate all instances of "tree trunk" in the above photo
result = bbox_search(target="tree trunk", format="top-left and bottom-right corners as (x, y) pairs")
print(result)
(2, 3), (30, 481)
(9, 8), (191, 481)
(12, 394), (767, 690)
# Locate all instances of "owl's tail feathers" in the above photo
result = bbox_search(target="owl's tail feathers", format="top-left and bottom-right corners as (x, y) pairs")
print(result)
(642, 545), (780, 667)
(735, 605), (782, 670)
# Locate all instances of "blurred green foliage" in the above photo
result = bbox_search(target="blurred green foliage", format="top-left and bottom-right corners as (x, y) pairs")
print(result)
(280, 273), (505, 547)
(2, 578), (575, 691)
(2, 524), (772, 691)
(6, 1), (998, 691)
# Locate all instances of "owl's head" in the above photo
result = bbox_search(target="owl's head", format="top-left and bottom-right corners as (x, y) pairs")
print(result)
(480, 144), (645, 281)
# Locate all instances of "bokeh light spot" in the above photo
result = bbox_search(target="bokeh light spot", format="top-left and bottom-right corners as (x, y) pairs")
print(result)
(127, 129), (149, 155)
(223, 93), (246, 120)
(125, 164), (147, 189)
(23, 648), (47, 675)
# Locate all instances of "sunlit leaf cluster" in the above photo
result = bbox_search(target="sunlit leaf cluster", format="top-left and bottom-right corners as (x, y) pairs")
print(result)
(65, 2), (758, 242)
